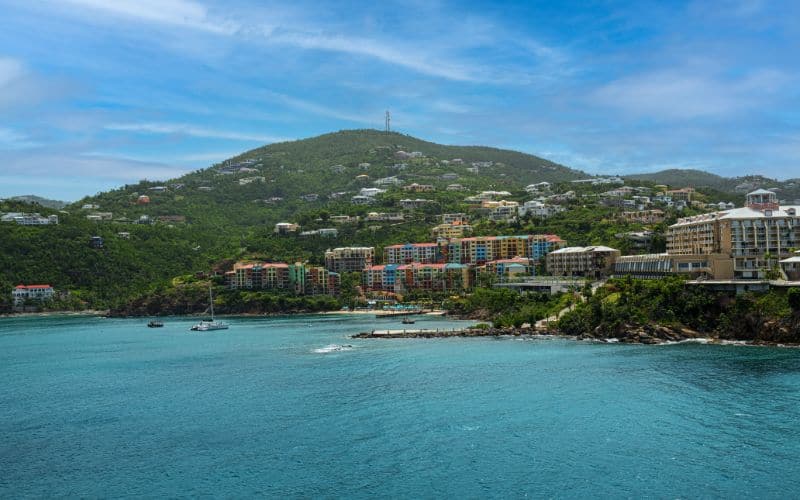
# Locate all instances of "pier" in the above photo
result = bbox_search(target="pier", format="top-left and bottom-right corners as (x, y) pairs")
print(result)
(353, 326), (542, 339)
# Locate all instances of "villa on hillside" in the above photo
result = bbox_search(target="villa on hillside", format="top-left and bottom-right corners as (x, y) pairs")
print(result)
(12, 284), (55, 306)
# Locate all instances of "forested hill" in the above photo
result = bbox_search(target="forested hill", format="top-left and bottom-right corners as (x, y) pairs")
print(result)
(76, 129), (586, 213)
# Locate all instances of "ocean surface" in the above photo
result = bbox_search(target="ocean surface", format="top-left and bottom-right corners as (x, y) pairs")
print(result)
(1, 314), (800, 498)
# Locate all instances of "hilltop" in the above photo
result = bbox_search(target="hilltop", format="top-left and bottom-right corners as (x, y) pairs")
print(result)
(76, 129), (586, 212)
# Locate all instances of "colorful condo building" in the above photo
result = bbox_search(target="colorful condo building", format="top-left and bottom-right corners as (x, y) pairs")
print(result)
(365, 234), (564, 293)
(226, 262), (339, 295)
(616, 189), (800, 279)
(364, 263), (471, 293)
(442, 235), (564, 265)
(383, 235), (564, 267)
(383, 243), (441, 264)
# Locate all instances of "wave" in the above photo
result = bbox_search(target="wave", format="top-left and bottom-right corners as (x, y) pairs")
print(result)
(312, 344), (354, 354)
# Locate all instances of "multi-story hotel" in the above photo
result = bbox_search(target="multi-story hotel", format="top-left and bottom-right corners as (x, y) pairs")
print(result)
(665, 189), (799, 279)
(546, 246), (620, 278)
(324, 247), (375, 273)
(618, 189), (799, 280)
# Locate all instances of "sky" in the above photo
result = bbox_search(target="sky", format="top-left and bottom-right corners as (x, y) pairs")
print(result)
(1, 0), (799, 201)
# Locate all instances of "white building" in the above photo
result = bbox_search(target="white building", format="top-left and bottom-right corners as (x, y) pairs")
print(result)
(358, 188), (386, 198)
(374, 176), (403, 186)
(12, 284), (55, 305)
(525, 182), (551, 194)
(519, 201), (565, 219)
(2, 213), (59, 225)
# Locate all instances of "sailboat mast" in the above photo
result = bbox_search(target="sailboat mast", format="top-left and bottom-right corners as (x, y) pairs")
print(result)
(209, 286), (215, 320)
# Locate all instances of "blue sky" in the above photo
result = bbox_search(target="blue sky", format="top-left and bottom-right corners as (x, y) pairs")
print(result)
(1, 0), (799, 200)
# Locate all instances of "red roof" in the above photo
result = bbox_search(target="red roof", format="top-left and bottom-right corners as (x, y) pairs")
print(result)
(16, 284), (52, 289)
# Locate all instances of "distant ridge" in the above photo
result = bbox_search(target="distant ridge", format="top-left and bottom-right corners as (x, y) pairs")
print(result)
(10, 195), (68, 209)
(625, 169), (800, 200)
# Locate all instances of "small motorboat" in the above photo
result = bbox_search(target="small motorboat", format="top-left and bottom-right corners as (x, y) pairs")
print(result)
(401, 317), (415, 325)
(147, 320), (164, 328)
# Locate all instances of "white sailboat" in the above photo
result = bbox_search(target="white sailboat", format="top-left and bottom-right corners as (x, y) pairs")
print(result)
(190, 286), (229, 331)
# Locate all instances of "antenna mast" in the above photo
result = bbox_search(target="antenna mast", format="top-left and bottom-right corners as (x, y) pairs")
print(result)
(385, 110), (391, 133)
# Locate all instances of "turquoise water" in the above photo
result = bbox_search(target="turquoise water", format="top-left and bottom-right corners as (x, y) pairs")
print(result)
(2, 314), (800, 498)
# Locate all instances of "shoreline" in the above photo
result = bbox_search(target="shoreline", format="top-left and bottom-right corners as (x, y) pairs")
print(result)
(0, 309), (109, 319)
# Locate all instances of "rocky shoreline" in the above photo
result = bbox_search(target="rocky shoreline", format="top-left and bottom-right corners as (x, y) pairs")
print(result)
(353, 323), (800, 347)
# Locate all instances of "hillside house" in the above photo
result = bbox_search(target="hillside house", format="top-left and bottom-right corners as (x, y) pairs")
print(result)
(274, 222), (300, 234)
(12, 284), (55, 305)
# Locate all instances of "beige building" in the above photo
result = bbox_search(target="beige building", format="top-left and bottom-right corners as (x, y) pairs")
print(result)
(546, 246), (620, 278)
(666, 189), (799, 279)
(324, 247), (375, 273)
(431, 222), (472, 239)
(622, 209), (665, 225)
(614, 253), (734, 279)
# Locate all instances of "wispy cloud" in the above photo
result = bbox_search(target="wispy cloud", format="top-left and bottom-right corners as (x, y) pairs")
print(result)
(49, 0), (497, 82)
(0, 127), (38, 149)
(0, 150), (191, 183)
(60, 0), (238, 34)
(105, 122), (287, 143)
(267, 30), (480, 82)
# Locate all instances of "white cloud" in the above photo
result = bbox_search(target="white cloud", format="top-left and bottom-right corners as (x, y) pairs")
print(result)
(105, 122), (286, 143)
(59, 0), (238, 34)
(268, 31), (480, 82)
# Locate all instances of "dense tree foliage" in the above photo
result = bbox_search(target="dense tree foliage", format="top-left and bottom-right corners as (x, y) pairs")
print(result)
(557, 277), (798, 342)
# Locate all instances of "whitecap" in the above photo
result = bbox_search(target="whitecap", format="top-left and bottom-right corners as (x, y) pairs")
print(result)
(312, 344), (354, 354)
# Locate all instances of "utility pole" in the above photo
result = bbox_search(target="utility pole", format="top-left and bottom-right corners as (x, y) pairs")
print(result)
(385, 110), (391, 133)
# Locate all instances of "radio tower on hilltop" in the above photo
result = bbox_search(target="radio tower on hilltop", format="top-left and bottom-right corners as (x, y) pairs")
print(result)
(385, 110), (391, 133)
